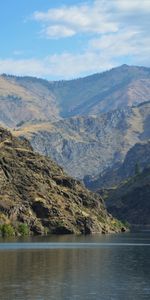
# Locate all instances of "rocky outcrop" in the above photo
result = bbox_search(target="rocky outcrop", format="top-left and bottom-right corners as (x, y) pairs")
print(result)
(0, 127), (125, 236)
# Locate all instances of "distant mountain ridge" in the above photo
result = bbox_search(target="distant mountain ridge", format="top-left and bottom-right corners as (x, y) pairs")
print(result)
(1, 64), (150, 127)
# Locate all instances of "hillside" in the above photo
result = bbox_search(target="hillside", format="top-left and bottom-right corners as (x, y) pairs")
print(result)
(14, 101), (150, 179)
(50, 64), (150, 117)
(85, 140), (150, 191)
(0, 75), (60, 127)
(0, 127), (124, 236)
(1, 64), (150, 127)
(105, 167), (150, 225)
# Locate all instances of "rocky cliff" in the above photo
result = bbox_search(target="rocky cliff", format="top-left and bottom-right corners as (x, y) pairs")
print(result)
(0, 127), (124, 236)
(85, 139), (150, 190)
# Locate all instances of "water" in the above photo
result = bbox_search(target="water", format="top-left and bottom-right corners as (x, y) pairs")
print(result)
(0, 232), (150, 300)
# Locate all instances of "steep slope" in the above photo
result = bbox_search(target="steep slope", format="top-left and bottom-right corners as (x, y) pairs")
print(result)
(85, 140), (150, 191)
(14, 101), (150, 179)
(1, 64), (150, 127)
(0, 75), (60, 127)
(50, 64), (150, 117)
(0, 127), (124, 236)
(105, 167), (150, 225)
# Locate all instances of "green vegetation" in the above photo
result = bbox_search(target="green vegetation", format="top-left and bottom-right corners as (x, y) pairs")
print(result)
(0, 223), (30, 237)
(0, 224), (15, 237)
(110, 219), (126, 231)
(18, 223), (29, 236)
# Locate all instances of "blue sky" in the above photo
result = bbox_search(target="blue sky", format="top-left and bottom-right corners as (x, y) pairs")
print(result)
(0, 0), (150, 79)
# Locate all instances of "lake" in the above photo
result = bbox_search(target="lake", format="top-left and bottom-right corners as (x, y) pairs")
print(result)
(0, 232), (150, 300)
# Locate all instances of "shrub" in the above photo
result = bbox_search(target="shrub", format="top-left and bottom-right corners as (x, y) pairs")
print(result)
(0, 224), (15, 237)
(18, 223), (29, 236)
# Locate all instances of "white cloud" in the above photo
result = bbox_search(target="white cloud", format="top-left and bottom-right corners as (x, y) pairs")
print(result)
(0, 0), (149, 79)
(90, 30), (140, 56)
(0, 53), (114, 79)
(32, 0), (150, 39)
(32, 2), (118, 38)
(0, 59), (47, 77)
(114, 0), (150, 12)
(46, 52), (114, 77)
(42, 25), (75, 39)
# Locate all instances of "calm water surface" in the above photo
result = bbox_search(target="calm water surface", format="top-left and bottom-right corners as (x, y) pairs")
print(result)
(0, 232), (150, 300)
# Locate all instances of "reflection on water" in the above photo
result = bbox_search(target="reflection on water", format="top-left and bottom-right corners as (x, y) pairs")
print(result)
(0, 233), (150, 300)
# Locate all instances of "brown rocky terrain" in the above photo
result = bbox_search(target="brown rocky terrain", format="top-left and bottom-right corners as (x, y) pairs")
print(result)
(0, 127), (125, 236)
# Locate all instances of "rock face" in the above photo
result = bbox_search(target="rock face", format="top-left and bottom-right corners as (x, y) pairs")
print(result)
(0, 64), (150, 127)
(86, 141), (150, 191)
(0, 127), (124, 236)
(14, 101), (150, 180)
(105, 167), (150, 226)
(85, 140), (150, 191)
(85, 139), (150, 226)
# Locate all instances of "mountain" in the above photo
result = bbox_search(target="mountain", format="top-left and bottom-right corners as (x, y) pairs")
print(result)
(0, 74), (60, 127)
(0, 127), (124, 237)
(105, 167), (150, 226)
(1, 64), (150, 127)
(91, 140), (150, 226)
(14, 101), (150, 180)
(51, 64), (150, 117)
(85, 139), (150, 191)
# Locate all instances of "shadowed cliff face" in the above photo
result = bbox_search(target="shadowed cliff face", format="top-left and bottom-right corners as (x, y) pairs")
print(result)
(105, 167), (150, 226)
(85, 140), (150, 191)
(0, 127), (125, 236)
(83, 139), (150, 227)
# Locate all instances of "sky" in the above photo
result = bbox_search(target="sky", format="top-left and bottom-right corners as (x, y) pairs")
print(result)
(0, 0), (150, 80)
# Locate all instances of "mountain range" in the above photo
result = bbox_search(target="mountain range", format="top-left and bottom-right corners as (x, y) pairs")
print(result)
(14, 100), (150, 180)
(0, 64), (150, 228)
(1, 64), (150, 127)
(0, 64), (149, 180)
